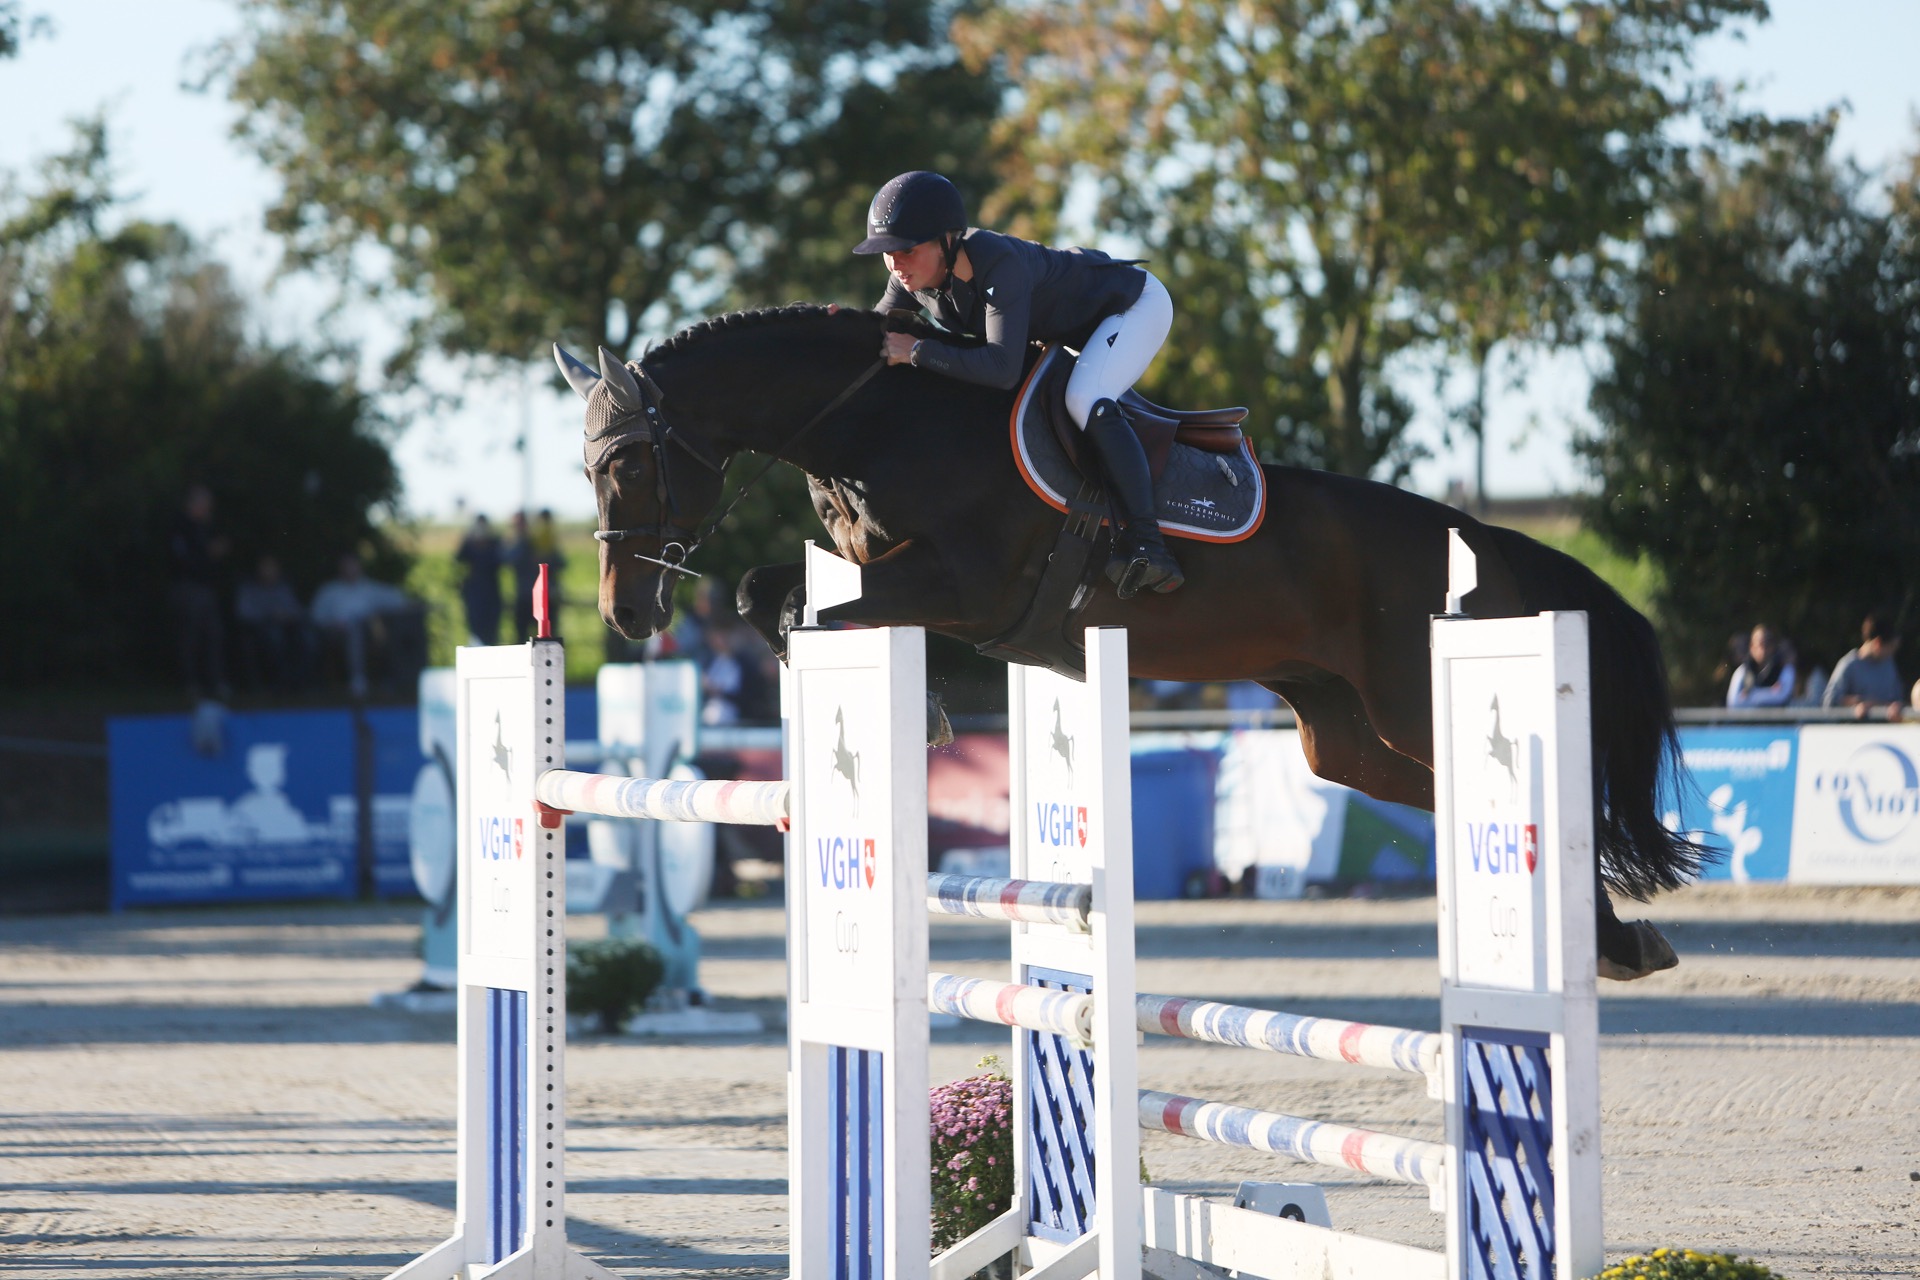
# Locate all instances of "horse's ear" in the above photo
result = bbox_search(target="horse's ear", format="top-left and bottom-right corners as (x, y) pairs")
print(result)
(552, 344), (600, 402)
(597, 345), (644, 411)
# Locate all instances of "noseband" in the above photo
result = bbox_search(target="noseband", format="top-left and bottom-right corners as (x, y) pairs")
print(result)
(591, 355), (887, 581)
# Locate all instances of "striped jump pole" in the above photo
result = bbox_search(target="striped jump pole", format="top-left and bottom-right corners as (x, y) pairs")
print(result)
(536, 769), (790, 826)
(925, 873), (1092, 929)
(1135, 993), (1444, 1096)
(928, 973), (1096, 1046)
(1140, 1090), (1448, 1192)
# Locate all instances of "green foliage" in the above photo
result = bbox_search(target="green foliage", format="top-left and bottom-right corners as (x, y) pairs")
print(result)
(1592, 1249), (1789, 1280)
(0, 123), (403, 690)
(929, 1061), (1014, 1252)
(217, 0), (1002, 370)
(1581, 115), (1920, 700)
(566, 935), (666, 1034)
(1514, 522), (1664, 622)
(955, 0), (1761, 480)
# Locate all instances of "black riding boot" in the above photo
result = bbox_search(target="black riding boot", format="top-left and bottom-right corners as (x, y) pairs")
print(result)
(1083, 399), (1184, 598)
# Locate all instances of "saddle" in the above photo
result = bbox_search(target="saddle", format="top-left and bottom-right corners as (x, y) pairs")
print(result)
(1010, 346), (1266, 544)
(1031, 344), (1249, 479)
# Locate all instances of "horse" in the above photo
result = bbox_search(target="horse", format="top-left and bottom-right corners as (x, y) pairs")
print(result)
(554, 302), (1701, 980)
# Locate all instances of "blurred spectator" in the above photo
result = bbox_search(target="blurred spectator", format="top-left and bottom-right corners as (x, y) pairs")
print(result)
(506, 512), (536, 640)
(507, 509), (567, 639)
(233, 555), (313, 692)
(698, 623), (776, 724)
(1822, 612), (1906, 721)
(454, 514), (504, 646)
(311, 553), (425, 698)
(168, 483), (230, 700)
(1726, 624), (1798, 708)
(666, 578), (728, 668)
(700, 623), (746, 726)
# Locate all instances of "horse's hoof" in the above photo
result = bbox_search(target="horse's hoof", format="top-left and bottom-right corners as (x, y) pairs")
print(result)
(926, 693), (954, 747)
(1596, 919), (1679, 981)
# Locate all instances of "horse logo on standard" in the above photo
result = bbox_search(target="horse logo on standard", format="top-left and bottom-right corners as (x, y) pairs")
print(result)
(829, 706), (861, 815)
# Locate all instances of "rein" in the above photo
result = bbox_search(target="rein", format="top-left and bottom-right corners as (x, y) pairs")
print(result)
(594, 356), (887, 581)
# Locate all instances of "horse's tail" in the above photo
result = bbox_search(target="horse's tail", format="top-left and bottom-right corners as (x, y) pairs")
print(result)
(1486, 527), (1709, 899)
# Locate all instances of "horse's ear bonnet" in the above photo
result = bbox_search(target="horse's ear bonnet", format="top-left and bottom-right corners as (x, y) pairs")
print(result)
(557, 342), (660, 470)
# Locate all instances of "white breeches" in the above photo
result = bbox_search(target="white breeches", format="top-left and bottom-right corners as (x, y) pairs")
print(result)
(1064, 272), (1173, 430)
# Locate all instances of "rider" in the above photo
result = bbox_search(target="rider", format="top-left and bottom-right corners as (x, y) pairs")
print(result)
(853, 170), (1183, 598)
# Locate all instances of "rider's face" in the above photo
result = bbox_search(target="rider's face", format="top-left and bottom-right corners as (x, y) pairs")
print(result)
(883, 239), (948, 293)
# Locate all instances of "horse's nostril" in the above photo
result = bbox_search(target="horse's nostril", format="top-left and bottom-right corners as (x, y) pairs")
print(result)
(613, 604), (637, 628)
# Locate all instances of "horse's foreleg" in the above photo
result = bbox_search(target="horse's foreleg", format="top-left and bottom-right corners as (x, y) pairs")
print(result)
(737, 561), (806, 660)
(1266, 677), (1435, 810)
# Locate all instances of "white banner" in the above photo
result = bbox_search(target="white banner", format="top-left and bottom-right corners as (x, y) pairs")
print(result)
(1789, 724), (1920, 884)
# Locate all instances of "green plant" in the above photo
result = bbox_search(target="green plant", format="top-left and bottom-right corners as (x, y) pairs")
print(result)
(565, 936), (665, 1034)
(929, 1059), (1015, 1252)
(1593, 1250), (1789, 1280)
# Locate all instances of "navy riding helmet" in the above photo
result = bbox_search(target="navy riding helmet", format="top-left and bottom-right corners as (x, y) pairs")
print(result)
(852, 171), (967, 255)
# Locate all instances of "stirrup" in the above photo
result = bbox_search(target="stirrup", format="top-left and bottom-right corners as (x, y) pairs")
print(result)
(1107, 533), (1184, 600)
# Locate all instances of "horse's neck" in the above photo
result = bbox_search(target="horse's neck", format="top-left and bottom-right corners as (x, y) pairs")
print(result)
(671, 333), (877, 469)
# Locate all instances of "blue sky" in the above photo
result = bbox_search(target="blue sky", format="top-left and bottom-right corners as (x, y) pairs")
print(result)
(2, 0), (1916, 520)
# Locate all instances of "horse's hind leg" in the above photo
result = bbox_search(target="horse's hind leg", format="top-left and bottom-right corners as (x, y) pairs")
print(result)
(1265, 677), (1434, 810)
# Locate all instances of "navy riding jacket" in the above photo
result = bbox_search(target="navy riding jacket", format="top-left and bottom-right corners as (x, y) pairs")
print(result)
(874, 228), (1147, 390)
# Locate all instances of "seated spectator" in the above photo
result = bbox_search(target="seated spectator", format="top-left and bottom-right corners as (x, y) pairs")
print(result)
(233, 555), (314, 692)
(311, 553), (425, 699)
(1822, 612), (1906, 721)
(1726, 624), (1798, 708)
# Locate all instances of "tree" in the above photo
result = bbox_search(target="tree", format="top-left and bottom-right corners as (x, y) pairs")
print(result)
(0, 125), (403, 689)
(954, 0), (1760, 479)
(218, 0), (1002, 370)
(1580, 115), (1920, 700)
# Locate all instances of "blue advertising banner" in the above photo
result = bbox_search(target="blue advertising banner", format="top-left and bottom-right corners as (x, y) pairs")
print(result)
(364, 707), (427, 898)
(110, 710), (360, 907)
(1667, 726), (1799, 882)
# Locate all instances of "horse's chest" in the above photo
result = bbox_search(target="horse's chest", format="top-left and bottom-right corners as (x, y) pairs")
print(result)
(809, 476), (898, 563)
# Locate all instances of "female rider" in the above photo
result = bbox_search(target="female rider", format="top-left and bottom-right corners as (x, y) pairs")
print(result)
(852, 170), (1182, 598)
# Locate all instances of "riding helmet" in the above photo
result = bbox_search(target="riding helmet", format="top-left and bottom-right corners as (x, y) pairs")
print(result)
(852, 171), (968, 254)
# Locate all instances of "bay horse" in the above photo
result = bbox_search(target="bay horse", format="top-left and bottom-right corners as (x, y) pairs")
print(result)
(556, 303), (1701, 980)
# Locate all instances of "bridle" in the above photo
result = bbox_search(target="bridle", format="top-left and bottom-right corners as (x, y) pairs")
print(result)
(590, 354), (887, 582)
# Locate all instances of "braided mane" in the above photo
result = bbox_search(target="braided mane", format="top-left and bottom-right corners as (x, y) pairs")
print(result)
(648, 302), (871, 360)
